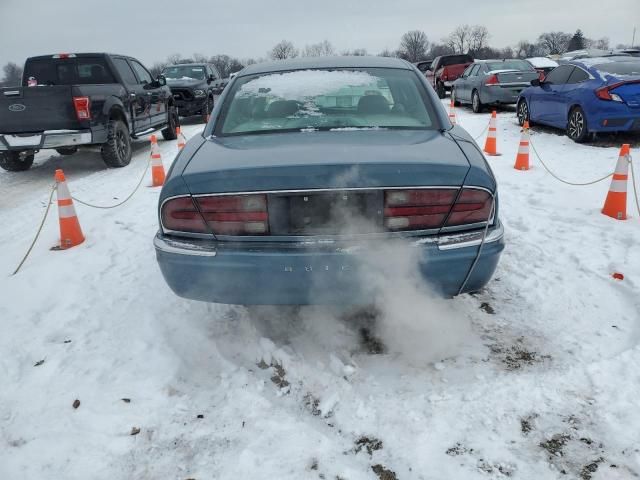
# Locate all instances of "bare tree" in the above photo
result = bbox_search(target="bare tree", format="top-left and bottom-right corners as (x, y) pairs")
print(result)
(595, 37), (610, 50)
(303, 40), (335, 57)
(447, 25), (472, 53)
(166, 53), (183, 65)
(515, 40), (542, 58)
(192, 53), (208, 63)
(270, 40), (299, 60)
(341, 48), (368, 56)
(469, 26), (490, 56)
(209, 54), (245, 78)
(399, 30), (429, 62)
(2, 62), (23, 86)
(537, 32), (572, 55)
(149, 62), (168, 77)
(428, 43), (455, 58)
(378, 49), (399, 57)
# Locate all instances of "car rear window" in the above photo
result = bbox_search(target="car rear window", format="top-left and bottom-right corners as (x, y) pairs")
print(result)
(594, 61), (640, 76)
(440, 55), (473, 67)
(23, 57), (115, 86)
(216, 68), (437, 136)
(485, 60), (535, 72)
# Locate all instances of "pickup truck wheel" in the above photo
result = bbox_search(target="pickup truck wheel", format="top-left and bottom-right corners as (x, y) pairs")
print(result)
(0, 151), (35, 172)
(162, 106), (178, 140)
(436, 81), (446, 99)
(472, 90), (484, 113)
(201, 96), (213, 123)
(55, 147), (78, 156)
(101, 119), (132, 168)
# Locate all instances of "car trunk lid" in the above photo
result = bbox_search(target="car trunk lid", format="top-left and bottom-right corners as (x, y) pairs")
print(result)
(609, 79), (640, 108)
(178, 130), (476, 239)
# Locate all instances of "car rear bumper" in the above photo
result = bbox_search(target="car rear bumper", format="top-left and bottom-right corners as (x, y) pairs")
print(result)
(482, 86), (528, 105)
(0, 130), (92, 151)
(589, 112), (640, 132)
(154, 222), (505, 305)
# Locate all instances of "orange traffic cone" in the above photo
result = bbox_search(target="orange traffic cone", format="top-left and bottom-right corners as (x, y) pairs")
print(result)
(483, 111), (500, 156)
(176, 126), (187, 150)
(54, 169), (84, 249)
(602, 144), (631, 220)
(150, 134), (165, 187)
(514, 121), (531, 170)
(448, 99), (457, 125)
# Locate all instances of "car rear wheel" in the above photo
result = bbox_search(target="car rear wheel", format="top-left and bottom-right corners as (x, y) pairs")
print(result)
(436, 81), (446, 99)
(517, 99), (530, 126)
(0, 150), (35, 172)
(162, 105), (178, 140)
(567, 107), (588, 143)
(101, 119), (132, 168)
(472, 90), (483, 113)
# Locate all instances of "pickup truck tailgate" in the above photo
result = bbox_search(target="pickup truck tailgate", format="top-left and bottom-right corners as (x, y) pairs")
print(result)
(0, 86), (80, 133)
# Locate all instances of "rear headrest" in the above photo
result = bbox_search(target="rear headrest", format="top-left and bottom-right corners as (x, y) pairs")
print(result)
(357, 95), (389, 114)
(266, 100), (300, 117)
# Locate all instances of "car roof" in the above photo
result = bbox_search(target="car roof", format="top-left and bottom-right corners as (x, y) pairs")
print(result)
(571, 56), (639, 68)
(165, 63), (208, 67)
(472, 59), (527, 63)
(239, 56), (413, 76)
(27, 53), (120, 61)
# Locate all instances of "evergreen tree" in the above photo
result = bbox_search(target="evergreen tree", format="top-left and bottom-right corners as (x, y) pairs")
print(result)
(568, 29), (586, 51)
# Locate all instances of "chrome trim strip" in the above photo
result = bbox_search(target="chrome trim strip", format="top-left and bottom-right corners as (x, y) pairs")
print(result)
(436, 221), (504, 250)
(191, 185), (493, 197)
(153, 234), (217, 257)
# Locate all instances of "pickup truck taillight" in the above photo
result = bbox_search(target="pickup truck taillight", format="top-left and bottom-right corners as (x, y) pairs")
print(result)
(162, 194), (269, 235)
(383, 188), (492, 231)
(73, 96), (91, 121)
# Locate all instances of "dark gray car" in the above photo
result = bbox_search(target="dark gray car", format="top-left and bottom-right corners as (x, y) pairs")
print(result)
(452, 59), (539, 113)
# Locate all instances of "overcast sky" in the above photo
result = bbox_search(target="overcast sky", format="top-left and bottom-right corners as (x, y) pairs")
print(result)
(0, 0), (637, 68)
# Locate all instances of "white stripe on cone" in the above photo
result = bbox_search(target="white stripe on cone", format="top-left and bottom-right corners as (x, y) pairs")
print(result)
(58, 204), (78, 218)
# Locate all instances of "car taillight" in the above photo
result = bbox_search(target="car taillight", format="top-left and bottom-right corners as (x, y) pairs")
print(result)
(384, 189), (457, 231)
(73, 96), (91, 120)
(595, 85), (624, 102)
(196, 194), (269, 235)
(485, 74), (499, 86)
(445, 189), (493, 226)
(162, 197), (208, 233)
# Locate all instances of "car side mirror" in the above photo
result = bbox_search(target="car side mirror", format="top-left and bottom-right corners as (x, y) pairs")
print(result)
(207, 74), (216, 84)
(530, 78), (541, 87)
(157, 75), (167, 87)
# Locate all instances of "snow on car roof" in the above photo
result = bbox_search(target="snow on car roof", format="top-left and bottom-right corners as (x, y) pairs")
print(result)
(238, 70), (378, 101)
(573, 56), (637, 67)
(526, 57), (558, 68)
(240, 56), (412, 76)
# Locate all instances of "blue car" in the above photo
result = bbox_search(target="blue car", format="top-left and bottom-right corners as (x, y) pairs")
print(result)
(517, 57), (640, 142)
(154, 56), (504, 305)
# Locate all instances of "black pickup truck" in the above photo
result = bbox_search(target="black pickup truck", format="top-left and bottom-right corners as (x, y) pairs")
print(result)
(161, 63), (222, 122)
(0, 53), (178, 171)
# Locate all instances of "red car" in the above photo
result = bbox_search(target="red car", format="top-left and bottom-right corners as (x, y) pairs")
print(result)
(426, 54), (474, 98)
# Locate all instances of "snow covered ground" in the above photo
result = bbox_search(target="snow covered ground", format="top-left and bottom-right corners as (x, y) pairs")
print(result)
(1, 105), (639, 480)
